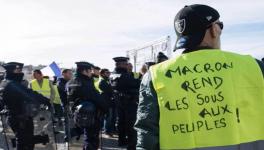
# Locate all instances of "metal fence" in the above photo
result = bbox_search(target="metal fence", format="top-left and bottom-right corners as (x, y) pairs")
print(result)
(126, 36), (172, 72)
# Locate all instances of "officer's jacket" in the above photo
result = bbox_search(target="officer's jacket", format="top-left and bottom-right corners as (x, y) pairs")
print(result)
(135, 52), (264, 150)
(67, 73), (108, 112)
(111, 68), (140, 96)
(0, 79), (49, 116)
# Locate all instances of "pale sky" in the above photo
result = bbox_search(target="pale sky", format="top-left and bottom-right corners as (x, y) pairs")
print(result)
(0, 0), (264, 70)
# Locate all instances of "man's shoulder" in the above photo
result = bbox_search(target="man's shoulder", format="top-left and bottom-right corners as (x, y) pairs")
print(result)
(67, 78), (81, 87)
(0, 79), (11, 89)
(110, 72), (122, 80)
(30, 79), (37, 83)
(58, 78), (67, 85)
(99, 78), (106, 83)
(256, 59), (264, 76)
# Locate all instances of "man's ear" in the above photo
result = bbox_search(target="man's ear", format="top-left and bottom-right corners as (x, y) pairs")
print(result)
(209, 24), (218, 38)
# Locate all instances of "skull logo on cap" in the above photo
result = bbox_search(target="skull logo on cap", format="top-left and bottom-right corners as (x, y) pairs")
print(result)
(175, 19), (186, 34)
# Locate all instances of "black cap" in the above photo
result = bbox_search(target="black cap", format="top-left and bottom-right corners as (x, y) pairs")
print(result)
(75, 61), (94, 69)
(113, 57), (129, 63)
(157, 52), (168, 63)
(262, 58), (264, 62)
(174, 4), (220, 51)
(157, 52), (168, 60)
(2, 62), (24, 72)
(145, 62), (156, 68)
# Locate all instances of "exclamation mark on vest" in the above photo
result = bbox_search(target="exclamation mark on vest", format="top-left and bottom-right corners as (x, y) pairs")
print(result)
(236, 108), (240, 123)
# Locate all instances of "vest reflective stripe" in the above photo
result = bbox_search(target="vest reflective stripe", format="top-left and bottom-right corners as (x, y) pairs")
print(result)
(150, 50), (264, 149)
(53, 85), (61, 104)
(94, 77), (102, 93)
(31, 78), (51, 98)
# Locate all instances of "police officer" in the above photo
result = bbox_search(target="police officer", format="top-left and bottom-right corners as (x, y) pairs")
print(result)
(111, 57), (140, 149)
(135, 4), (264, 150)
(0, 62), (50, 150)
(67, 62), (108, 150)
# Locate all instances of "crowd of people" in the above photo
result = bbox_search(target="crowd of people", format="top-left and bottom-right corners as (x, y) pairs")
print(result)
(1, 4), (264, 150)
(0, 51), (168, 150)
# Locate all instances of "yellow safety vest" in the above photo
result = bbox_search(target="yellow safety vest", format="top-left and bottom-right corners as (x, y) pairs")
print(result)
(133, 72), (140, 79)
(94, 77), (102, 93)
(150, 50), (264, 150)
(53, 85), (61, 104)
(31, 78), (51, 98)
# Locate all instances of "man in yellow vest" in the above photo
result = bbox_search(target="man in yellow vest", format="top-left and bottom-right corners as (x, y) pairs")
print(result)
(98, 69), (115, 137)
(135, 4), (264, 150)
(30, 69), (55, 102)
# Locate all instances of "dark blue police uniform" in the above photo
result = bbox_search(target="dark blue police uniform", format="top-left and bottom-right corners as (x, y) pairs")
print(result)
(0, 62), (50, 150)
(67, 62), (108, 150)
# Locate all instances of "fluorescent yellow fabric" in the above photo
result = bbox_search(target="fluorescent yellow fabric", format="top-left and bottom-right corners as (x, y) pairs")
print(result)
(31, 78), (51, 98)
(94, 77), (102, 93)
(150, 50), (264, 150)
(53, 85), (61, 104)
(133, 72), (140, 79)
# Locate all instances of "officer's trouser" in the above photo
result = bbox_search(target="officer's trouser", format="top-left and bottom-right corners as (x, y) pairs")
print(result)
(117, 102), (128, 145)
(126, 101), (137, 150)
(117, 99), (137, 149)
(104, 106), (117, 134)
(83, 122), (100, 150)
(8, 116), (34, 150)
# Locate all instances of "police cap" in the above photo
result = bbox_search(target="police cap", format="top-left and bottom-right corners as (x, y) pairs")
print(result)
(2, 62), (24, 72)
(75, 61), (94, 69)
(113, 57), (129, 63)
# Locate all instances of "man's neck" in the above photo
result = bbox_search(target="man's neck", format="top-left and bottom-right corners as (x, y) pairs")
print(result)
(182, 46), (215, 54)
(37, 78), (43, 82)
(63, 77), (69, 81)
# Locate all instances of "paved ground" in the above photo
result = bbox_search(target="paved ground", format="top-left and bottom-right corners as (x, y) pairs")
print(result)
(0, 112), (125, 150)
